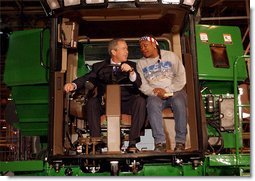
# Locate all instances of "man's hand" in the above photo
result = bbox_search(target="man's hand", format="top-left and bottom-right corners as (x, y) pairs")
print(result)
(64, 83), (75, 93)
(121, 63), (134, 74)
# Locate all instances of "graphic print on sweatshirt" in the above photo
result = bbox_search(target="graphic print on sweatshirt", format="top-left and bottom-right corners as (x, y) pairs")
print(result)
(142, 61), (173, 83)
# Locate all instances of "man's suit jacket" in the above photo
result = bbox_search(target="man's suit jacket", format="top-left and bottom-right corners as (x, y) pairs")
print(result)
(73, 58), (142, 101)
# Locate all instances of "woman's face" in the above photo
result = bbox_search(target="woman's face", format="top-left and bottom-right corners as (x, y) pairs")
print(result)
(139, 40), (158, 58)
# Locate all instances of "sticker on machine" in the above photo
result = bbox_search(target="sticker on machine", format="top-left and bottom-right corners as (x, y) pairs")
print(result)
(199, 32), (208, 43)
(223, 34), (233, 44)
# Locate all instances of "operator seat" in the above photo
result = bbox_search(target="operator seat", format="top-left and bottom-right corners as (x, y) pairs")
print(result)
(69, 86), (190, 152)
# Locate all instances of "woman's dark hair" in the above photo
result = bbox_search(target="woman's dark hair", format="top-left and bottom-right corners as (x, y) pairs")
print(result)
(140, 34), (161, 60)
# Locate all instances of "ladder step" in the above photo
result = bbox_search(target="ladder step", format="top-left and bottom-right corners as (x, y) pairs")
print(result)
(242, 119), (250, 124)
(241, 148), (250, 153)
(242, 132), (250, 139)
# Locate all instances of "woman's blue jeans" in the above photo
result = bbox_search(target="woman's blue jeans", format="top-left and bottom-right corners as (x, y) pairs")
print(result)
(146, 89), (188, 145)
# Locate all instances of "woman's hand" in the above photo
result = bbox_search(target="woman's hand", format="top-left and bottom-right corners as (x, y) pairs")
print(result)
(153, 88), (167, 99)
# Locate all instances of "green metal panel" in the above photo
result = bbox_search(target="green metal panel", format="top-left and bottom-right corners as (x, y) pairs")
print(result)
(143, 163), (182, 176)
(200, 81), (233, 94)
(46, 165), (111, 176)
(4, 29), (50, 86)
(77, 43), (91, 77)
(207, 124), (242, 149)
(239, 167), (250, 176)
(221, 132), (242, 148)
(196, 25), (247, 81)
(45, 163), (203, 176)
(9, 85), (48, 135)
(203, 154), (250, 176)
(0, 160), (44, 172)
(141, 163), (203, 176)
(207, 154), (250, 167)
(205, 166), (239, 176)
(1, 158), (249, 176)
(11, 85), (48, 104)
(13, 103), (48, 136)
(15, 104), (48, 121)
(3, 29), (50, 136)
(207, 125), (242, 148)
(181, 164), (204, 176)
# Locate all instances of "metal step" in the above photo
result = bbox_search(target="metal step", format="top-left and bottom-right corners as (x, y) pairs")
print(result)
(242, 119), (250, 124)
(242, 132), (250, 139)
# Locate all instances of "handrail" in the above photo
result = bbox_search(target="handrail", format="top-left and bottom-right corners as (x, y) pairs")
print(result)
(233, 55), (250, 165)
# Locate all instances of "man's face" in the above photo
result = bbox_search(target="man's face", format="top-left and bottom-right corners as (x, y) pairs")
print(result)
(112, 41), (128, 63)
(139, 40), (157, 58)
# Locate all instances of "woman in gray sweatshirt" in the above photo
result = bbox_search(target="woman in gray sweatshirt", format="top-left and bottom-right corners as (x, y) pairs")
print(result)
(136, 35), (187, 152)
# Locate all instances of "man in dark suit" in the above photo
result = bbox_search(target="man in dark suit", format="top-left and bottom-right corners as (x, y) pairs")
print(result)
(64, 38), (146, 153)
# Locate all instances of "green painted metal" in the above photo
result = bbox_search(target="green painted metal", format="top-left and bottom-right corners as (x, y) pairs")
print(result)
(46, 167), (111, 176)
(203, 154), (250, 176)
(200, 81), (233, 94)
(142, 163), (182, 176)
(4, 29), (50, 86)
(239, 167), (250, 176)
(77, 43), (90, 77)
(207, 154), (250, 167)
(140, 163), (203, 176)
(207, 122), (242, 149)
(233, 55), (250, 165)
(180, 164), (204, 176)
(10, 85), (48, 135)
(1, 155), (250, 176)
(204, 166), (239, 176)
(2, 26), (250, 176)
(3, 29), (50, 136)
(221, 132), (242, 149)
(196, 25), (247, 81)
(14, 104), (48, 122)
(197, 27), (250, 175)
(13, 122), (48, 136)
(0, 160), (44, 172)
(11, 109), (48, 135)
(44, 163), (204, 176)
(11, 85), (48, 104)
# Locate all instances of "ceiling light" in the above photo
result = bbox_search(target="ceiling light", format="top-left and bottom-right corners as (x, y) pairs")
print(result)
(64, 0), (81, 6)
(137, 0), (158, 2)
(161, 0), (180, 4)
(85, 0), (106, 4)
(182, 0), (195, 6)
(46, 0), (60, 9)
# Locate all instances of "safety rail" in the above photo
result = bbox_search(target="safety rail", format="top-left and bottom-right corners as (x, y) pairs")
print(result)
(233, 55), (250, 165)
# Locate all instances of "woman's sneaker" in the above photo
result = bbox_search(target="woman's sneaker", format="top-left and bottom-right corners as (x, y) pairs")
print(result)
(154, 143), (166, 152)
(174, 143), (185, 152)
